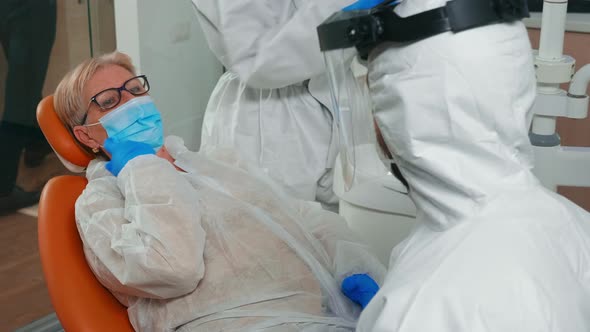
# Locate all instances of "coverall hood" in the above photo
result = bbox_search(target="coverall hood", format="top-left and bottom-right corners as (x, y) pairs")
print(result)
(369, 22), (538, 229)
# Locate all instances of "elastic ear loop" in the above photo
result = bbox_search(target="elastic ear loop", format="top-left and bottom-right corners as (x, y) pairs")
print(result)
(82, 121), (106, 155)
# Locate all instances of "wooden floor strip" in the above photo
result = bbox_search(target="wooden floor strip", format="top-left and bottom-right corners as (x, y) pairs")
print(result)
(0, 213), (54, 331)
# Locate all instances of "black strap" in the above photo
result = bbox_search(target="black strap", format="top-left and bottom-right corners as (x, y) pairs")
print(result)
(378, 0), (529, 43)
(378, 7), (452, 43)
(317, 0), (529, 55)
(447, 0), (529, 32)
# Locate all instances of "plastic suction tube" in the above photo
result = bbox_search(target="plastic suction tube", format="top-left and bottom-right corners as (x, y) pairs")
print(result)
(569, 64), (590, 96)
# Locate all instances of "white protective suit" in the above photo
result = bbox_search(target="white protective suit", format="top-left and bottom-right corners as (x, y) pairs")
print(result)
(75, 136), (385, 332)
(355, 2), (590, 331)
(191, 0), (355, 207)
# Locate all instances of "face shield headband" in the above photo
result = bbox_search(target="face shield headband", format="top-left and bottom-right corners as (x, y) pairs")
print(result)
(317, 0), (529, 59)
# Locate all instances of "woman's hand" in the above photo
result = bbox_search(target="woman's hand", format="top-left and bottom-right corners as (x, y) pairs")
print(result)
(157, 145), (185, 172)
(156, 145), (175, 164)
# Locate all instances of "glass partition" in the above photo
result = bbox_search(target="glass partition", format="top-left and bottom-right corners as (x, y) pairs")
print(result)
(0, 0), (115, 329)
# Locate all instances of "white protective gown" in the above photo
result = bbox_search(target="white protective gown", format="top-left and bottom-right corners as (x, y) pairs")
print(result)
(191, 0), (355, 206)
(75, 136), (385, 332)
(356, 2), (590, 331)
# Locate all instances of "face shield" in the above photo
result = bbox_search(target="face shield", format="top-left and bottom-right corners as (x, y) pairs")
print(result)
(323, 48), (406, 195)
(317, 0), (530, 197)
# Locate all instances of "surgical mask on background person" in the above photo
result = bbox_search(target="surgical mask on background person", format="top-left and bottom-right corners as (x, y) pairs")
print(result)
(87, 95), (164, 150)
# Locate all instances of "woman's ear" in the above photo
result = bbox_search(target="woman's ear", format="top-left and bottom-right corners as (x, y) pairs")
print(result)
(73, 125), (100, 150)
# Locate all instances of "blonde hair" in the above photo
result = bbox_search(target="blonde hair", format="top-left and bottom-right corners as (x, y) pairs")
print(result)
(54, 51), (136, 130)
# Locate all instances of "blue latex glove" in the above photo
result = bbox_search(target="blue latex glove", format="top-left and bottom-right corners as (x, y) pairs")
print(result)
(103, 137), (156, 176)
(343, 0), (399, 11)
(341, 274), (379, 309)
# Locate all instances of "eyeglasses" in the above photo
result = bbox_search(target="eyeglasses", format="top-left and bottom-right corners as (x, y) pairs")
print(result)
(82, 75), (150, 124)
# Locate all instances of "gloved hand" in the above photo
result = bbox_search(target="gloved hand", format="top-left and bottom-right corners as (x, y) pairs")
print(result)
(341, 274), (379, 309)
(344, 0), (393, 11)
(103, 137), (155, 176)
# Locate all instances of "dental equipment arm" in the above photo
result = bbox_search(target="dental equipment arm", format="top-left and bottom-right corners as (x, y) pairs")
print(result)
(569, 64), (590, 96)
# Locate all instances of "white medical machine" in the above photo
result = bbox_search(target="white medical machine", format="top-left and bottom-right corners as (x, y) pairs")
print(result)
(529, 0), (590, 190)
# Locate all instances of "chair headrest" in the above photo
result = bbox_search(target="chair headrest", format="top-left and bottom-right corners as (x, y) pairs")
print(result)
(37, 95), (93, 172)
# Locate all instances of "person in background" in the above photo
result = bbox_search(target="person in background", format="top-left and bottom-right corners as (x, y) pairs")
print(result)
(0, 0), (56, 214)
(346, 0), (590, 330)
(191, 0), (357, 210)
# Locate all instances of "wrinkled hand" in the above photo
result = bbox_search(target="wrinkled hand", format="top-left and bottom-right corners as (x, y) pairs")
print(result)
(104, 138), (155, 176)
(156, 146), (175, 164)
(156, 145), (185, 172)
(341, 274), (379, 309)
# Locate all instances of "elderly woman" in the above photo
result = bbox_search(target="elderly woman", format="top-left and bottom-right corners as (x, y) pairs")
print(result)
(52, 51), (385, 332)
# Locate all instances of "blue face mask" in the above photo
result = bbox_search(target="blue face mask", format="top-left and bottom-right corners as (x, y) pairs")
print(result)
(92, 96), (164, 150)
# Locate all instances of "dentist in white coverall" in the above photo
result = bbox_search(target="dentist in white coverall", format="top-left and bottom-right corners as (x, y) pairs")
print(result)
(353, 0), (590, 331)
(191, 0), (355, 209)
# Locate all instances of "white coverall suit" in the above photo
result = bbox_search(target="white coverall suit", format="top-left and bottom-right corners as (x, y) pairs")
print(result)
(191, 0), (355, 207)
(356, 1), (590, 331)
(75, 136), (385, 331)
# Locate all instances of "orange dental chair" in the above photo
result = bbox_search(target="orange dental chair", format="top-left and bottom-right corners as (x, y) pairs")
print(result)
(36, 95), (134, 331)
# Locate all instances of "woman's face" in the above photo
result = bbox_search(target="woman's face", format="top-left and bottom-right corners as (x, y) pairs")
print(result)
(72, 64), (139, 153)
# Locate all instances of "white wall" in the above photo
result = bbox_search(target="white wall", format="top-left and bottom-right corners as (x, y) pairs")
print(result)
(114, 0), (222, 150)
